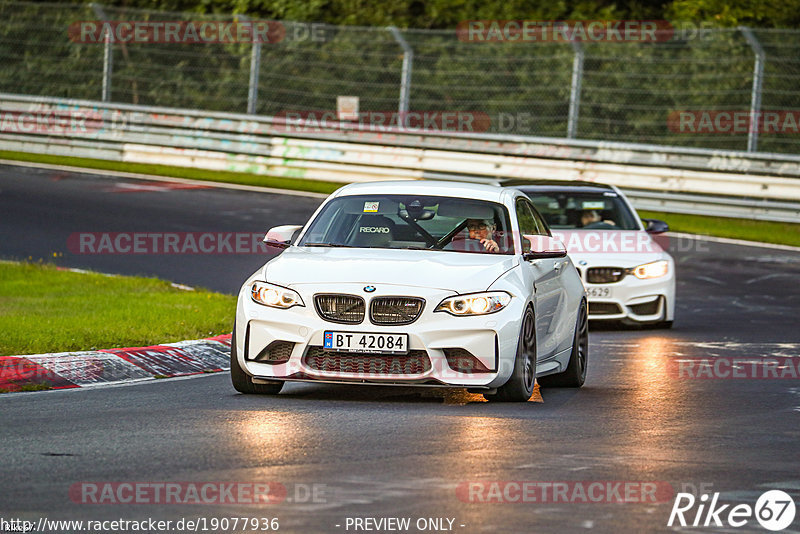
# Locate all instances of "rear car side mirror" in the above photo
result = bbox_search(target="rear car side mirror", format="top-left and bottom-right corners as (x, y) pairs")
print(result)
(263, 225), (303, 249)
(522, 235), (568, 260)
(642, 218), (669, 234)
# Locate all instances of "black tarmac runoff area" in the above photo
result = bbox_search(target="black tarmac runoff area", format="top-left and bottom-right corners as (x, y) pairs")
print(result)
(1, 163), (799, 534)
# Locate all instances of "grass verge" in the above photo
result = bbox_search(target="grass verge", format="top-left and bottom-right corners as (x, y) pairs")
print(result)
(639, 210), (800, 248)
(0, 150), (341, 194)
(1, 150), (797, 247)
(0, 262), (235, 356)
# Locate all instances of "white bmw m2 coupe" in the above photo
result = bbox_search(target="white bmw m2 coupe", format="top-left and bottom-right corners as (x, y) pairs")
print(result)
(232, 181), (587, 402)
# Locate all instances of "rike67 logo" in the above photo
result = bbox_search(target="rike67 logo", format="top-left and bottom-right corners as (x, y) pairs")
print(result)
(668, 490), (796, 531)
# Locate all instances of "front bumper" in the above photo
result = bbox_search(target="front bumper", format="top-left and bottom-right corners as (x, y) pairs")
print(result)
(578, 270), (675, 323)
(235, 282), (525, 388)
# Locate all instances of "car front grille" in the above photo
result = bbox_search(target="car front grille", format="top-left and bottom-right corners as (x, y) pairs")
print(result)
(303, 346), (431, 375)
(314, 294), (365, 324)
(250, 340), (294, 363)
(369, 297), (425, 325)
(589, 302), (623, 315)
(586, 267), (626, 284)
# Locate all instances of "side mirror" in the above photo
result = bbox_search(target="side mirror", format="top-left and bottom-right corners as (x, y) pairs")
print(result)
(642, 218), (669, 234)
(263, 225), (303, 249)
(522, 235), (568, 260)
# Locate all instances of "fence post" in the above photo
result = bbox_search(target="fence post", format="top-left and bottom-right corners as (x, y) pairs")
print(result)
(245, 16), (262, 114)
(740, 26), (765, 153)
(90, 3), (112, 102)
(567, 40), (584, 139)
(388, 26), (413, 126)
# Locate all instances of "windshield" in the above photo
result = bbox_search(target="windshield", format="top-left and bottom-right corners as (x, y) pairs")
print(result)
(524, 190), (639, 230)
(298, 194), (514, 254)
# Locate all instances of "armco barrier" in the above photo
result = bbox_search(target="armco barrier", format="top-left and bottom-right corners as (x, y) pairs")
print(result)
(1, 93), (799, 222)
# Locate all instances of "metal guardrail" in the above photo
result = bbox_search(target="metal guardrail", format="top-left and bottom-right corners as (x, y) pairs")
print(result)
(1, 93), (799, 222)
(7, 3), (800, 155)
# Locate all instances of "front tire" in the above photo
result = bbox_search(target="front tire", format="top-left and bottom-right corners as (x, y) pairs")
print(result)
(485, 307), (536, 402)
(538, 299), (588, 388)
(230, 322), (284, 395)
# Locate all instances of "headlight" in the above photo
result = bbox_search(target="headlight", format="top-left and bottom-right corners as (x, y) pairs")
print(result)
(435, 291), (511, 316)
(630, 260), (669, 279)
(251, 281), (304, 309)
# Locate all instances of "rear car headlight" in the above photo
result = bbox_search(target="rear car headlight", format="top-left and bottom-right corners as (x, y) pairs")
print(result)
(251, 281), (304, 309)
(435, 292), (511, 316)
(630, 260), (669, 280)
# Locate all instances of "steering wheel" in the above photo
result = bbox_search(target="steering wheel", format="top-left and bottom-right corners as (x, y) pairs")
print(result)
(431, 220), (468, 249)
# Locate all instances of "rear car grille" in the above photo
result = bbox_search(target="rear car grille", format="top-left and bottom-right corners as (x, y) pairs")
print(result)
(314, 294), (365, 324)
(442, 348), (492, 373)
(589, 302), (623, 315)
(303, 346), (431, 375)
(250, 341), (294, 363)
(587, 267), (626, 284)
(369, 297), (425, 325)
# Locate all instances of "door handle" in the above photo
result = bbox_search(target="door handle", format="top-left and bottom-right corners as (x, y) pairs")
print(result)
(554, 261), (564, 271)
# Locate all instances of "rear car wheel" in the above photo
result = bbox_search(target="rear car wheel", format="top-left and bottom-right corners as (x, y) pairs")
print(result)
(230, 322), (284, 395)
(485, 307), (536, 402)
(539, 300), (588, 388)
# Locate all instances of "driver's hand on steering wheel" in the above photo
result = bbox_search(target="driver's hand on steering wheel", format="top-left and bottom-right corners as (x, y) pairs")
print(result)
(480, 238), (499, 253)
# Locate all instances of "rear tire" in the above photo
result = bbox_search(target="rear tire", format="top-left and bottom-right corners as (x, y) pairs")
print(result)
(539, 299), (588, 388)
(230, 322), (284, 395)
(485, 307), (536, 402)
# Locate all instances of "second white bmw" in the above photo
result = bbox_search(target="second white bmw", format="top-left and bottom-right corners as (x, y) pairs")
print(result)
(516, 181), (675, 328)
(232, 181), (587, 402)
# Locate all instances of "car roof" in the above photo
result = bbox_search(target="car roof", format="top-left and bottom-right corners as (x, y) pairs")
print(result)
(333, 180), (520, 203)
(505, 179), (616, 194)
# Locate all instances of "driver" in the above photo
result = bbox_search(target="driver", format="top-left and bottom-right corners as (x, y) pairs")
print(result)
(466, 218), (500, 253)
(581, 210), (602, 227)
(580, 209), (616, 229)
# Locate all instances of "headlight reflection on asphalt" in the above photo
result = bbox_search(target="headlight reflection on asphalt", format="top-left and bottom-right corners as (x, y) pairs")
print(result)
(231, 411), (309, 462)
(618, 336), (686, 468)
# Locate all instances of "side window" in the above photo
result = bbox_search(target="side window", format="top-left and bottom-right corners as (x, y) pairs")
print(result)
(529, 202), (550, 237)
(516, 198), (550, 252)
(516, 198), (539, 252)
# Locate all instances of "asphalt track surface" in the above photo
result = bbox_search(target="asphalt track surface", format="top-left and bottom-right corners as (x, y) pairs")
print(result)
(1, 163), (800, 533)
